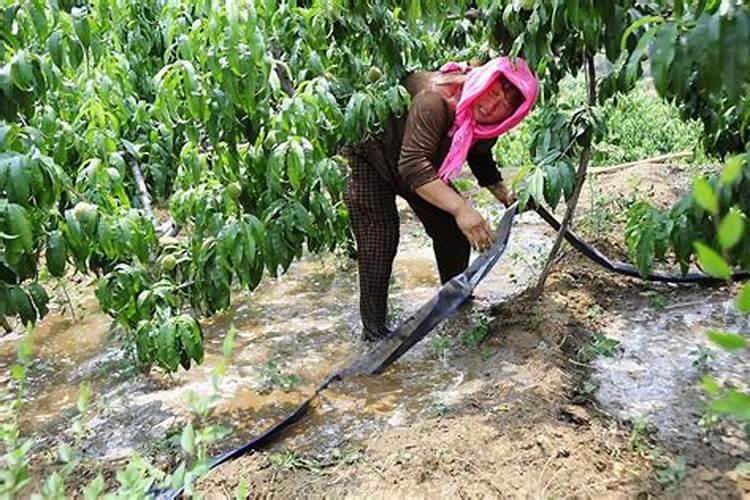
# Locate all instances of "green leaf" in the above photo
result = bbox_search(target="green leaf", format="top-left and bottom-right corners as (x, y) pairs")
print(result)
(692, 178), (718, 214)
(170, 463), (186, 491)
(689, 12), (721, 93)
(9, 286), (36, 325)
(268, 68), (281, 96)
(83, 475), (105, 500)
(717, 207), (745, 250)
(706, 329), (747, 351)
(5, 203), (32, 250)
(42, 473), (64, 499)
(559, 161), (576, 200)
(721, 155), (745, 186)
(709, 390), (750, 422)
(223, 325), (236, 359)
(7, 153), (30, 204)
(9, 51), (34, 90)
(235, 479), (248, 500)
(18, 331), (32, 362)
(46, 230), (67, 277)
(179, 317), (203, 364)
(737, 283), (750, 314)
(67, 37), (84, 69)
(635, 230), (655, 278)
(201, 423), (232, 442)
(181, 422), (195, 454)
(625, 26), (659, 84)
(77, 382), (91, 413)
(528, 167), (545, 205)
(157, 321), (180, 372)
(73, 14), (91, 50)
(29, 1), (48, 39)
(621, 15), (664, 51)
(701, 375), (720, 396)
(287, 140), (305, 191)
(693, 241), (730, 279)
(58, 443), (73, 463)
(649, 23), (677, 95)
(47, 31), (65, 69)
(408, 0), (421, 21)
(720, 7), (750, 100)
(543, 163), (561, 209)
(27, 282), (49, 319)
(10, 364), (25, 380)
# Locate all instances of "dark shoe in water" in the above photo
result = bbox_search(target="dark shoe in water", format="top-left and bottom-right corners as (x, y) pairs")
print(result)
(362, 326), (392, 342)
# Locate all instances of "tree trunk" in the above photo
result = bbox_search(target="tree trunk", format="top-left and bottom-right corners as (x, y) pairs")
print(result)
(531, 54), (597, 297)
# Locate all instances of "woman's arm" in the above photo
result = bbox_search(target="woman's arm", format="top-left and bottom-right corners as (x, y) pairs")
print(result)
(486, 180), (516, 207)
(399, 90), (494, 252)
(414, 180), (495, 252)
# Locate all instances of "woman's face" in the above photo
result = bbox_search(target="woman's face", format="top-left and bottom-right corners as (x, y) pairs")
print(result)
(472, 78), (517, 124)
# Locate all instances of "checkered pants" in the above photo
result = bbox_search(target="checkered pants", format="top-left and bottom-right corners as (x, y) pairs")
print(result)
(343, 153), (470, 336)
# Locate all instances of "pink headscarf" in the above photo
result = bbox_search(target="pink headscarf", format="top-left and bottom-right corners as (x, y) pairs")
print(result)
(437, 57), (539, 180)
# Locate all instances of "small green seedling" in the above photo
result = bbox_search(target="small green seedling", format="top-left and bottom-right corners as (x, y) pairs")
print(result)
(462, 316), (490, 348)
(480, 345), (495, 360)
(429, 335), (453, 359)
(585, 304), (603, 321)
(431, 400), (448, 417)
(690, 346), (715, 373)
(578, 332), (620, 361)
(268, 451), (321, 472)
(628, 417), (654, 453)
(655, 455), (687, 492)
(256, 360), (300, 394)
(647, 293), (669, 311)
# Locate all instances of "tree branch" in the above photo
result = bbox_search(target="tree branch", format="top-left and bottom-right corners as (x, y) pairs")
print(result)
(589, 151), (692, 175)
(130, 162), (179, 237)
(270, 43), (295, 97)
(131, 161), (156, 225)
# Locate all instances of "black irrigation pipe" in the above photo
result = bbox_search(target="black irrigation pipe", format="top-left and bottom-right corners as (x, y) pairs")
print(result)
(154, 203), (749, 499)
(534, 206), (750, 283)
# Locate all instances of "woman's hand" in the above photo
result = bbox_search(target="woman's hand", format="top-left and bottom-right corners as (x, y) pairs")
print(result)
(488, 181), (516, 207)
(412, 179), (494, 252)
(455, 203), (494, 252)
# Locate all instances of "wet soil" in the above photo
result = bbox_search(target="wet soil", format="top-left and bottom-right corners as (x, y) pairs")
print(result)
(4, 162), (749, 498)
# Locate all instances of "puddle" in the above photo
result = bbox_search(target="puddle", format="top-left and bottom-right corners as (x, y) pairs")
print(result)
(592, 291), (750, 462)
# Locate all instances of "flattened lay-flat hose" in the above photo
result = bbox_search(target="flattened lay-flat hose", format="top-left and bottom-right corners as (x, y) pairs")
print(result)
(155, 205), (518, 499)
(155, 203), (749, 498)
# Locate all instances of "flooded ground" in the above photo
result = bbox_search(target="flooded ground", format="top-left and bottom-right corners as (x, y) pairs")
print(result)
(4, 165), (750, 497)
(2, 205), (552, 463)
(594, 289), (750, 464)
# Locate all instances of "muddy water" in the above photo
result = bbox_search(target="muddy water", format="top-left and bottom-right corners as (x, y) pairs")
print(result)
(2, 209), (553, 463)
(0, 295), (114, 429)
(592, 290), (750, 462)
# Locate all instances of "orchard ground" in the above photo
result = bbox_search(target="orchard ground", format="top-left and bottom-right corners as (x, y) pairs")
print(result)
(3, 160), (749, 498)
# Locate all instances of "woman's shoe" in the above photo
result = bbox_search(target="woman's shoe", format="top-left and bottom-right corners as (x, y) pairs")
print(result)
(362, 326), (393, 342)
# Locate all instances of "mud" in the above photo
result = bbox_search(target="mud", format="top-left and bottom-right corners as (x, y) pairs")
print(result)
(4, 164), (749, 498)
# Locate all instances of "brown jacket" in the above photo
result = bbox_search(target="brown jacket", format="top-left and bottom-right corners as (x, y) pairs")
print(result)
(349, 71), (502, 194)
